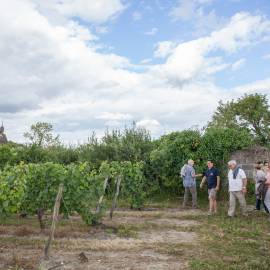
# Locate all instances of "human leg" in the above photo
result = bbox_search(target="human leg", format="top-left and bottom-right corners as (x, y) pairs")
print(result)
(183, 187), (189, 207)
(208, 189), (217, 213)
(235, 191), (247, 216)
(256, 198), (261, 210)
(213, 199), (217, 213)
(209, 198), (213, 212)
(190, 186), (197, 208)
(228, 191), (236, 217)
(264, 188), (270, 214)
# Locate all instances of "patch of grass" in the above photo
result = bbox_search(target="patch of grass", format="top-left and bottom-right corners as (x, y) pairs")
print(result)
(3, 253), (38, 270)
(153, 242), (195, 259)
(0, 235), (45, 249)
(166, 244), (184, 256)
(188, 203), (270, 270)
(116, 224), (138, 238)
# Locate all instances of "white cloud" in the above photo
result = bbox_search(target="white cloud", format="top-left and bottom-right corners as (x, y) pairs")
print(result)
(95, 26), (109, 34)
(151, 12), (270, 84)
(231, 58), (246, 71)
(145, 27), (158, 36)
(140, 58), (152, 64)
(232, 78), (270, 95)
(0, 2), (270, 143)
(136, 119), (161, 135)
(154, 41), (177, 58)
(170, 0), (224, 35)
(96, 112), (132, 121)
(34, 0), (126, 24)
(171, 0), (198, 21)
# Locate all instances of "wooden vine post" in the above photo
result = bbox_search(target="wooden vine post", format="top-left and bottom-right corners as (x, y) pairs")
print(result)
(110, 176), (121, 219)
(44, 183), (64, 260)
(96, 177), (109, 215)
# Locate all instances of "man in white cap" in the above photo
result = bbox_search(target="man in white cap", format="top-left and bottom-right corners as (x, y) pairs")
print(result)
(227, 160), (248, 217)
(181, 159), (198, 208)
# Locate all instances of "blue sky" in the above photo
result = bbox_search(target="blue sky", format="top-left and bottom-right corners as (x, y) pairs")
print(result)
(97, 0), (270, 88)
(0, 0), (270, 143)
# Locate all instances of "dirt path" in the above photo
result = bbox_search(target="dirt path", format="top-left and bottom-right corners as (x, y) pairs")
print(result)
(0, 209), (202, 270)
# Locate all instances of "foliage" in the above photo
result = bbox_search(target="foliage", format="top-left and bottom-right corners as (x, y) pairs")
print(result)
(0, 161), (146, 224)
(0, 143), (79, 168)
(97, 161), (146, 209)
(199, 127), (253, 171)
(78, 124), (153, 168)
(149, 127), (253, 193)
(118, 161), (146, 209)
(20, 163), (66, 215)
(150, 130), (203, 192)
(0, 144), (21, 168)
(63, 163), (105, 225)
(0, 163), (26, 215)
(209, 93), (270, 145)
(0, 163), (104, 224)
(0, 93), (266, 202)
(24, 122), (60, 147)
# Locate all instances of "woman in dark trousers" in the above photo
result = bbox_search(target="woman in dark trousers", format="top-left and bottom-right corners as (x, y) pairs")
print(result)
(254, 163), (268, 212)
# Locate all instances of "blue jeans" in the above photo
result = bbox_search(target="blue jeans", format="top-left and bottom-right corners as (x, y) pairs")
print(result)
(256, 198), (269, 213)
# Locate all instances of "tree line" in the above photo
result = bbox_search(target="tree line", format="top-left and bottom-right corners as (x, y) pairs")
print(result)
(0, 93), (269, 195)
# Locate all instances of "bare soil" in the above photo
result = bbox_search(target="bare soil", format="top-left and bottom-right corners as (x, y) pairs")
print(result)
(0, 208), (200, 270)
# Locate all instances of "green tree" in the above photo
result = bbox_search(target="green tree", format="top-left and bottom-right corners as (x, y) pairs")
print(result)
(200, 127), (253, 170)
(149, 130), (203, 193)
(209, 93), (270, 145)
(78, 124), (153, 167)
(24, 122), (60, 147)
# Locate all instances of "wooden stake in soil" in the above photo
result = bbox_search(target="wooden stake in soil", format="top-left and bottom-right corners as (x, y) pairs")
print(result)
(95, 177), (109, 215)
(37, 208), (45, 231)
(110, 176), (121, 219)
(44, 183), (63, 260)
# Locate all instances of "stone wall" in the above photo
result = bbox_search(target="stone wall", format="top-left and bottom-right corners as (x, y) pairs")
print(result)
(230, 146), (270, 178)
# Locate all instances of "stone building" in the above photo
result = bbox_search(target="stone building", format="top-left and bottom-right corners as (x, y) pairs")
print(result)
(230, 145), (270, 178)
(0, 123), (8, 144)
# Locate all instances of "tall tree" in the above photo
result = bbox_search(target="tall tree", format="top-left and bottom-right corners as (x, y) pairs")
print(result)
(24, 122), (60, 147)
(209, 93), (270, 145)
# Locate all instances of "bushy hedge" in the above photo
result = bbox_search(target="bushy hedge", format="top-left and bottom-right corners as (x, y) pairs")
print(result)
(149, 127), (253, 192)
(0, 126), (255, 196)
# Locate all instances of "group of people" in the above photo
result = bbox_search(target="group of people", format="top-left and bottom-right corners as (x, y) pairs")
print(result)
(180, 159), (270, 219)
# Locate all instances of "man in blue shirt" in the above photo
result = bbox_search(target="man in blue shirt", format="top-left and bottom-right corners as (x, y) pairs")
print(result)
(200, 160), (220, 214)
(181, 159), (198, 208)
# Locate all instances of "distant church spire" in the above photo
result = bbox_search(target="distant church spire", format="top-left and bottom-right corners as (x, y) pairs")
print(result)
(0, 122), (4, 133)
(0, 121), (8, 144)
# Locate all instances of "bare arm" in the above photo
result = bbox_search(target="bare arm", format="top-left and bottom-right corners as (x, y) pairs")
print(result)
(215, 176), (220, 191)
(200, 176), (206, 188)
(242, 178), (247, 194)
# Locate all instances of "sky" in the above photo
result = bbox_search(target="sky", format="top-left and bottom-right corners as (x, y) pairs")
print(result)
(1, 0), (270, 143)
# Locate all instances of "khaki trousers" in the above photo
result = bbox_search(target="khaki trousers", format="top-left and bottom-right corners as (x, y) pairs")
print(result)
(228, 191), (247, 217)
(183, 186), (197, 207)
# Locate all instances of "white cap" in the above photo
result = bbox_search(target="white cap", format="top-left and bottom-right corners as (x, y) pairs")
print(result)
(188, 159), (194, 166)
(228, 160), (237, 166)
